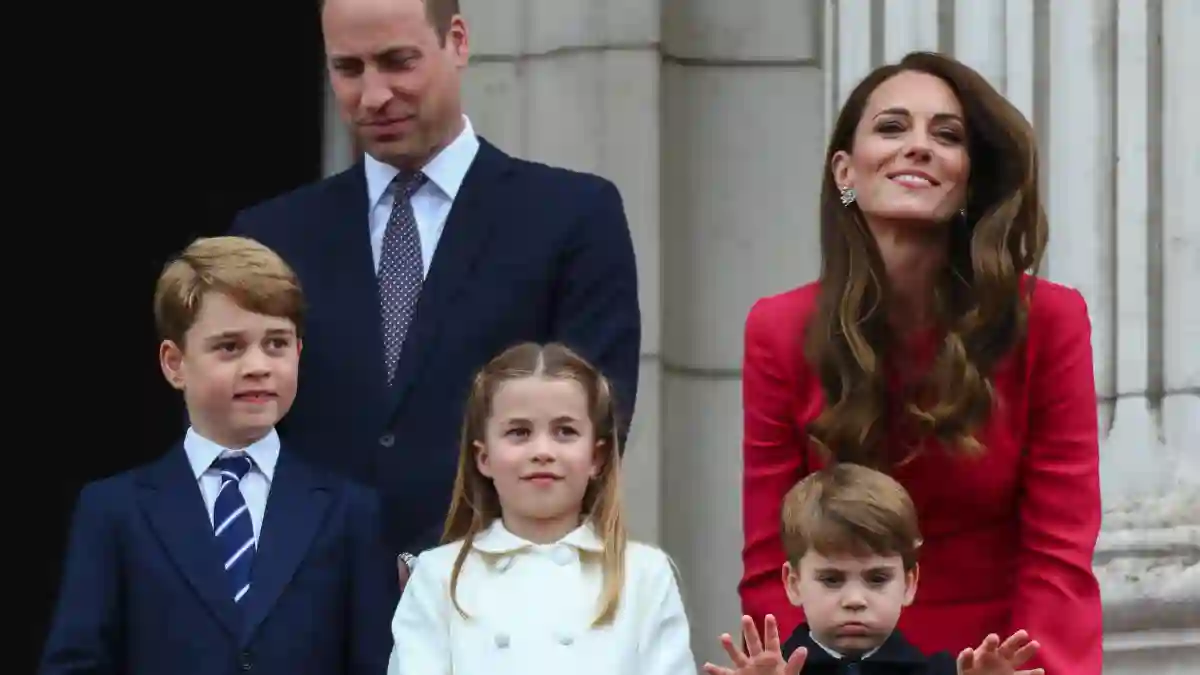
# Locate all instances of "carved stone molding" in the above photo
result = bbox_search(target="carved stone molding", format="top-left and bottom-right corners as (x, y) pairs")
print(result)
(1095, 487), (1199, 635)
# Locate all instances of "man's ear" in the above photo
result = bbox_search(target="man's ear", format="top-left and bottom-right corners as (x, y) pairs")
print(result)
(159, 340), (186, 391)
(446, 14), (471, 68)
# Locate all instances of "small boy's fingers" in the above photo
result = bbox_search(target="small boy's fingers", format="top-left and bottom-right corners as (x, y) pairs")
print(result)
(999, 629), (1030, 657)
(785, 646), (808, 675)
(741, 615), (764, 655)
(701, 665), (733, 675)
(1010, 640), (1040, 665)
(719, 634), (750, 667)
(1015, 669), (1045, 675)
(957, 648), (975, 671)
(978, 633), (1001, 654)
(764, 614), (781, 652)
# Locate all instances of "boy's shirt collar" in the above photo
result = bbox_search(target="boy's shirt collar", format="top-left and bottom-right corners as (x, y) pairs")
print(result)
(783, 623), (933, 671)
(809, 630), (883, 661)
(183, 427), (280, 481)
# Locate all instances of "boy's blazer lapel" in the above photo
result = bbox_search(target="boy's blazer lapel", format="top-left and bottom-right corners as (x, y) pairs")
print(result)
(136, 444), (242, 637)
(239, 449), (332, 641)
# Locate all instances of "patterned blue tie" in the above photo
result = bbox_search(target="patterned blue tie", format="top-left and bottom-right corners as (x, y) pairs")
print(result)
(212, 454), (256, 603)
(378, 170), (428, 384)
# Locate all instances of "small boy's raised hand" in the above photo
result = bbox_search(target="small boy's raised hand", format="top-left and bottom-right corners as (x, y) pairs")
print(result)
(702, 614), (807, 675)
(956, 630), (1044, 675)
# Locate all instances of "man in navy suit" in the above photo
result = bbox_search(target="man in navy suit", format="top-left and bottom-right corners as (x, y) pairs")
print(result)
(40, 237), (396, 675)
(229, 0), (641, 575)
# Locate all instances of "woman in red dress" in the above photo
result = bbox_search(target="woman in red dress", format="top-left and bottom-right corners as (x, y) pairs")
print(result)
(739, 52), (1102, 675)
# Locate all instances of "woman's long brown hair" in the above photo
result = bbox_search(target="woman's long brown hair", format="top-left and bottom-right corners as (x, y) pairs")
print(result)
(441, 342), (627, 626)
(806, 51), (1048, 468)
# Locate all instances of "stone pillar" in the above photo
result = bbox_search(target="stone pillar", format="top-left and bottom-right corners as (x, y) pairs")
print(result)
(826, 1), (1199, 671)
(660, 1), (827, 664)
(456, 0), (665, 544)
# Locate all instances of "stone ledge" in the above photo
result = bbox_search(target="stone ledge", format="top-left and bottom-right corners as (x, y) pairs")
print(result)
(1103, 628), (1200, 675)
(1095, 487), (1198, 633)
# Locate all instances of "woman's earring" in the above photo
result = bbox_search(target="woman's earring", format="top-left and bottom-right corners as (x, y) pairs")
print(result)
(839, 186), (857, 206)
(959, 207), (967, 218)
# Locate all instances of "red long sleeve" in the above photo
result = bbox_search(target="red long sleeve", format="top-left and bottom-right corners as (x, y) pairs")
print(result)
(738, 293), (814, 638)
(1011, 285), (1104, 674)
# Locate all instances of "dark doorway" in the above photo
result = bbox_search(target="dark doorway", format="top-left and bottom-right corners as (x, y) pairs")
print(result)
(28, 5), (326, 671)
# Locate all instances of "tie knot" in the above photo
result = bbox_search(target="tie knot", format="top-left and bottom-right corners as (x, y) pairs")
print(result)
(392, 170), (426, 199)
(213, 454), (254, 482)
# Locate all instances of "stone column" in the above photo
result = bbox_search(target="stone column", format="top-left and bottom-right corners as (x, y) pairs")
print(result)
(457, 0), (665, 543)
(660, 1), (827, 664)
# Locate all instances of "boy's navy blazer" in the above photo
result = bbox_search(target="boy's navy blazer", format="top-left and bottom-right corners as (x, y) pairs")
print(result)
(228, 138), (641, 556)
(782, 623), (957, 674)
(39, 441), (397, 675)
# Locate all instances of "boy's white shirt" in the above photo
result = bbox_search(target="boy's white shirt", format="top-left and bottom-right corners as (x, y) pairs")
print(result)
(385, 519), (697, 675)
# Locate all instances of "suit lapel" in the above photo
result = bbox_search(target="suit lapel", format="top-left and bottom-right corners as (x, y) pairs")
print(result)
(387, 139), (514, 412)
(319, 164), (395, 398)
(137, 445), (241, 637)
(240, 450), (332, 641)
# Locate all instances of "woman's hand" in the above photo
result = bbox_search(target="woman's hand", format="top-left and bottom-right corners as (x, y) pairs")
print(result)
(703, 614), (808, 675)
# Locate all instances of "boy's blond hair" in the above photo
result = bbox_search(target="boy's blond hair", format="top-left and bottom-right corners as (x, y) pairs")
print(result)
(780, 463), (922, 570)
(154, 236), (305, 347)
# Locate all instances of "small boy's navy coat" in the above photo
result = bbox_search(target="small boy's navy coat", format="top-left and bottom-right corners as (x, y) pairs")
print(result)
(783, 623), (957, 674)
(39, 441), (397, 675)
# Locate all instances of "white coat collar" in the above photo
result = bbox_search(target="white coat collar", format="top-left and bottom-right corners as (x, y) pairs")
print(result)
(472, 518), (605, 554)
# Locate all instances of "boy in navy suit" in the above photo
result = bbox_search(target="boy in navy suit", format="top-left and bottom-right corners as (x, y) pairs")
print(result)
(704, 464), (1044, 675)
(40, 236), (397, 675)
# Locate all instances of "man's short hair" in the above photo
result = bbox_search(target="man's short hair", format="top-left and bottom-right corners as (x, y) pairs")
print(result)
(154, 236), (305, 348)
(319, 0), (460, 40)
(780, 463), (922, 570)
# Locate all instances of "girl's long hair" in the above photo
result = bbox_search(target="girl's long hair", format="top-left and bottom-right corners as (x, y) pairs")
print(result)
(806, 51), (1047, 468)
(442, 342), (627, 626)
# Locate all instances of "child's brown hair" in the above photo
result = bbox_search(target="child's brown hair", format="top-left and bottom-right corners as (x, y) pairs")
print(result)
(154, 236), (305, 347)
(443, 342), (627, 626)
(780, 463), (922, 570)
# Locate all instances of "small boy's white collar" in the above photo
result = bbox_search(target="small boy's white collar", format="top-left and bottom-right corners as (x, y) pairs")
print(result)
(809, 630), (883, 661)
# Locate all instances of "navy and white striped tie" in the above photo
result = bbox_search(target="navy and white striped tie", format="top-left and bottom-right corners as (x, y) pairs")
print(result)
(212, 454), (256, 603)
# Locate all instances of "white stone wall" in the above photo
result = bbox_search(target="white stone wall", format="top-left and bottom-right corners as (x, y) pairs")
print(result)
(324, 1), (1198, 670)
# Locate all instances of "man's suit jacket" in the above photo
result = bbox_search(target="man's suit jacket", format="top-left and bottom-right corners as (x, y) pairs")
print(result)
(228, 139), (641, 555)
(39, 443), (396, 675)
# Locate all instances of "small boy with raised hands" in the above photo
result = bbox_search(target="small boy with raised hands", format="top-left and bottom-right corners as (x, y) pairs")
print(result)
(705, 464), (1045, 675)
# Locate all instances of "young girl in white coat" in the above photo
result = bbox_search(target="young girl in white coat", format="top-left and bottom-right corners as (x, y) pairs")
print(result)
(386, 342), (697, 675)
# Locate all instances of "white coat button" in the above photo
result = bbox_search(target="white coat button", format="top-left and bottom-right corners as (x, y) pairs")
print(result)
(551, 545), (574, 566)
(555, 632), (574, 646)
(494, 633), (510, 649)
